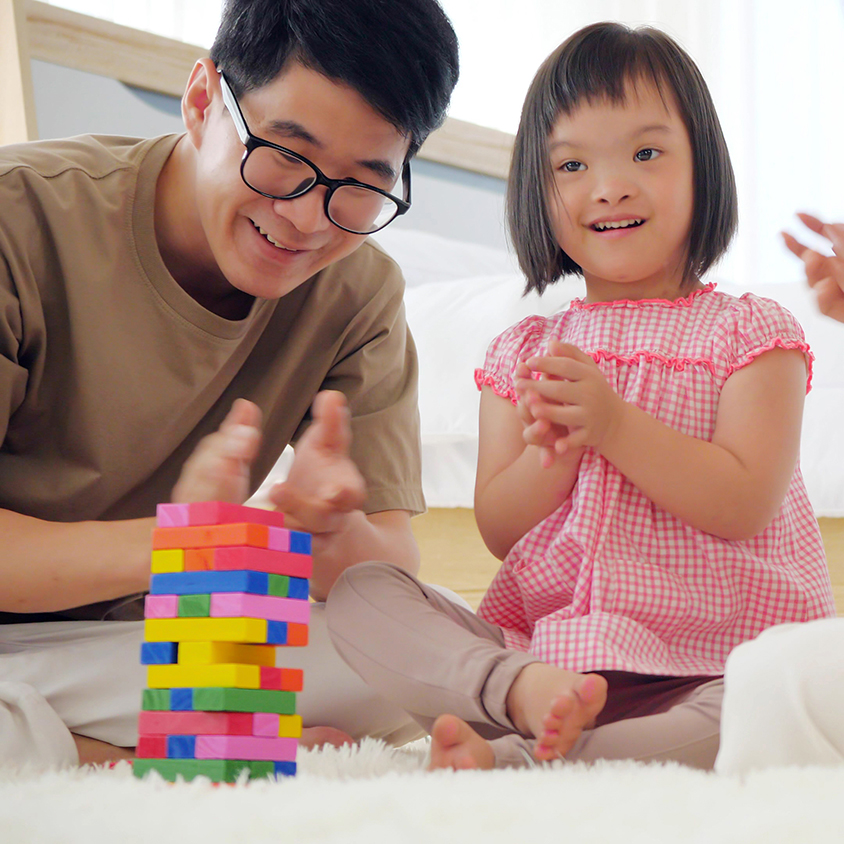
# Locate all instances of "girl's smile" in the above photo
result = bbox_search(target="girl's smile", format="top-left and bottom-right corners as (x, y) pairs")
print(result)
(548, 80), (696, 303)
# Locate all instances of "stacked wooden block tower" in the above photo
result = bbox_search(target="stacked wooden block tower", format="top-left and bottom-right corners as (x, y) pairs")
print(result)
(133, 500), (312, 783)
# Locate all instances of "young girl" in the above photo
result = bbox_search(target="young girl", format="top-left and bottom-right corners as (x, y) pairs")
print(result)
(325, 21), (837, 770)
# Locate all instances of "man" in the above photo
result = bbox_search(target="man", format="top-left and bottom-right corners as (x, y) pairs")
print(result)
(0, 0), (458, 767)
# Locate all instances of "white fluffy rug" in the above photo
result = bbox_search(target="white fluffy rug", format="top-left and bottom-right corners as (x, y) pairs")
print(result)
(2, 739), (843, 843)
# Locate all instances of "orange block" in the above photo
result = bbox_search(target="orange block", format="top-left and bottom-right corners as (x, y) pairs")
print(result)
(285, 623), (309, 647)
(152, 523), (269, 551)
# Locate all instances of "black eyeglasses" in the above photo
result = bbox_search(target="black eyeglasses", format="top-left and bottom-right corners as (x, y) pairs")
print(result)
(218, 71), (411, 235)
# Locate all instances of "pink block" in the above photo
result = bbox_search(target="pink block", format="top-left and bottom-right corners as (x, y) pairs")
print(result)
(196, 735), (298, 762)
(267, 526), (290, 552)
(210, 593), (311, 624)
(156, 502), (286, 528)
(144, 594), (179, 618)
(252, 713), (280, 737)
(155, 503), (190, 527)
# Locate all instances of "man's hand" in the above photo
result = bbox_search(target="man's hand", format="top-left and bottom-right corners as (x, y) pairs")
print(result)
(783, 212), (844, 323)
(268, 391), (366, 536)
(171, 398), (262, 504)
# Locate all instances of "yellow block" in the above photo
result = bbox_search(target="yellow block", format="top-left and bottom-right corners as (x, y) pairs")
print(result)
(277, 714), (303, 738)
(147, 663), (261, 689)
(150, 549), (184, 573)
(144, 617), (268, 643)
(178, 641), (276, 667)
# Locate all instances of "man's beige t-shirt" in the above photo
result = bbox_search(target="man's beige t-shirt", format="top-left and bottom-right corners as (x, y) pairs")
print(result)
(0, 134), (424, 620)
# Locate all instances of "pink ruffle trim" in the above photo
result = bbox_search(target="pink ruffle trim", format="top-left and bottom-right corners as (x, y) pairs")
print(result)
(736, 338), (815, 393)
(570, 282), (716, 312)
(474, 369), (519, 405)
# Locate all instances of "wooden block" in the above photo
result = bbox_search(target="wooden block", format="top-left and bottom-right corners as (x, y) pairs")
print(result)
(210, 593), (311, 624)
(284, 623), (309, 647)
(166, 735), (196, 759)
(141, 688), (172, 710)
(144, 617), (274, 644)
(138, 710), (253, 736)
(191, 687), (296, 715)
(195, 735), (298, 762)
(259, 667), (303, 692)
(184, 546), (312, 578)
(150, 571), (270, 596)
(136, 735), (167, 758)
(140, 641), (178, 665)
(177, 641), (275, 667)
(270, 576), (309, 601)
(178, 593), (211, 618)
(152, 523), (270, 550)
(150, 549), (185, 573)
(132, 758), (275, 782)
(144, 594), (178, 618)
(147, 663), (264, 689)
(251, 713), (303, 738)
(157, 501), (286, 529)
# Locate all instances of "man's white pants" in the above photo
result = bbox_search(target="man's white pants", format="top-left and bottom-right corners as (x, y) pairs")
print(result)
(0, 603), (428, 770)
(716, 618), (844, 775)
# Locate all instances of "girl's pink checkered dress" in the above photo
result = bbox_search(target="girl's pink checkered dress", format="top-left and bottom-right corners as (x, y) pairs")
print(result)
(474, 284), (836, 677)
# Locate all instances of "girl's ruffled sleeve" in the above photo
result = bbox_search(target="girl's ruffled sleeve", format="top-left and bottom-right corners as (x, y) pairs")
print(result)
(474, 315), (549, 405)
(718, 293), (814, 392)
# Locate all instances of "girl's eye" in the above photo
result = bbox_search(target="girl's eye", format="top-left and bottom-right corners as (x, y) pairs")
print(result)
(635, 148), (661, 162)
(560, 160), (586, 173)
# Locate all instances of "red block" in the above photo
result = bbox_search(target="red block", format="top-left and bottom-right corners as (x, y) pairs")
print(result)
(138, 710), (254, 736)
(184, 546), (312, 578)
(136, 735), (168, 758)
(156, 502), (286, 529)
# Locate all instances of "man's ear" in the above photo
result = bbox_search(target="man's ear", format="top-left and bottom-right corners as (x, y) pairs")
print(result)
(182, 58), (220, 149)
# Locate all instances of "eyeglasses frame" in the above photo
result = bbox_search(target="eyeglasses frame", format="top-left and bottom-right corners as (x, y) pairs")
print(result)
(217, 70), (412, 235)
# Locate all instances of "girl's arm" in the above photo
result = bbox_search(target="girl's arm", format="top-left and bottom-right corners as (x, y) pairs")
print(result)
(474, 386), (584, 560)
(522, 342), (806, 541)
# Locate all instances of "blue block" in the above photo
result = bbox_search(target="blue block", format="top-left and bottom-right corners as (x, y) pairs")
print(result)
(149, 570), (270, 596)
(288, 577), (309, 601)
(289, 531), (311, 555)
(167, 734), (196, 759)
(266, 621), (288, 645)
(140, 641), (178, 665)
(273, 761), (297, 777)
(170, 688), (194, 711)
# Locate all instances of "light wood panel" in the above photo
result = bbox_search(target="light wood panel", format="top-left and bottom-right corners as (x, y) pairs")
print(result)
(416, 509), (844, 616)
(0, 0), (38, 145)
(20, 0), (515, 177)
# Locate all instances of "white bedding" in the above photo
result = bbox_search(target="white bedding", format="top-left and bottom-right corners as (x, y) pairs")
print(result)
(377, 229), (844, 517)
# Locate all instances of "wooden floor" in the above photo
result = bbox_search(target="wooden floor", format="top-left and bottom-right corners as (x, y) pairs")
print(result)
(414, 508), (844, 615)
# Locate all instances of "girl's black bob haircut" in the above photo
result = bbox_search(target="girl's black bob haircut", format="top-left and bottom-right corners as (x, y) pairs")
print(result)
(507, 21), (737, 294)
(210, 0), (459, 159)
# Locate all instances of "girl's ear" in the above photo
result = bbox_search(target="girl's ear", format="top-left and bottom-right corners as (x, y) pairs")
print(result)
(182, 58), (219, 150)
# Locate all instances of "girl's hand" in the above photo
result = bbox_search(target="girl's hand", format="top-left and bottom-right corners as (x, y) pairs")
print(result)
(516, 341), (624, 454)
(783, 213), (844, 323)
(514, 360), (560, 467)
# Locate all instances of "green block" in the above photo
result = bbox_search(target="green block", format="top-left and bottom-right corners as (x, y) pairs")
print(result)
(178, 593), (211, 617)
(267, 574), (289, 598)
(133, 758), (275, 783)
(192, 687), (296, 715)
(141, 688), (171, 711)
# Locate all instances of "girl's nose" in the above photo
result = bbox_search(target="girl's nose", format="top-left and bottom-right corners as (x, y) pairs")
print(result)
(272, 188), (331, 235)
(592, 170), (636, 205)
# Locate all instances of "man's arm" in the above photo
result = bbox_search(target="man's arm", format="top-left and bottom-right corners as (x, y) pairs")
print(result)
(269, 390), (420, 601)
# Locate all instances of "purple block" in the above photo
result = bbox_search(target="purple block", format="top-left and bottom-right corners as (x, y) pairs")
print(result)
(195, 735), (298, 762)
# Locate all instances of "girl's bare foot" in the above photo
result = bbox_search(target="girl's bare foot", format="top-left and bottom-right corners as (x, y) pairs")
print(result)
(428, 714), (495, 771)
(299, 726), (354, 750)
(506, 663), (607, 761)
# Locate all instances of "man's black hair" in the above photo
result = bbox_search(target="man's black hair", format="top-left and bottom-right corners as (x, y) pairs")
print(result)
(210, 0), (459, 157)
